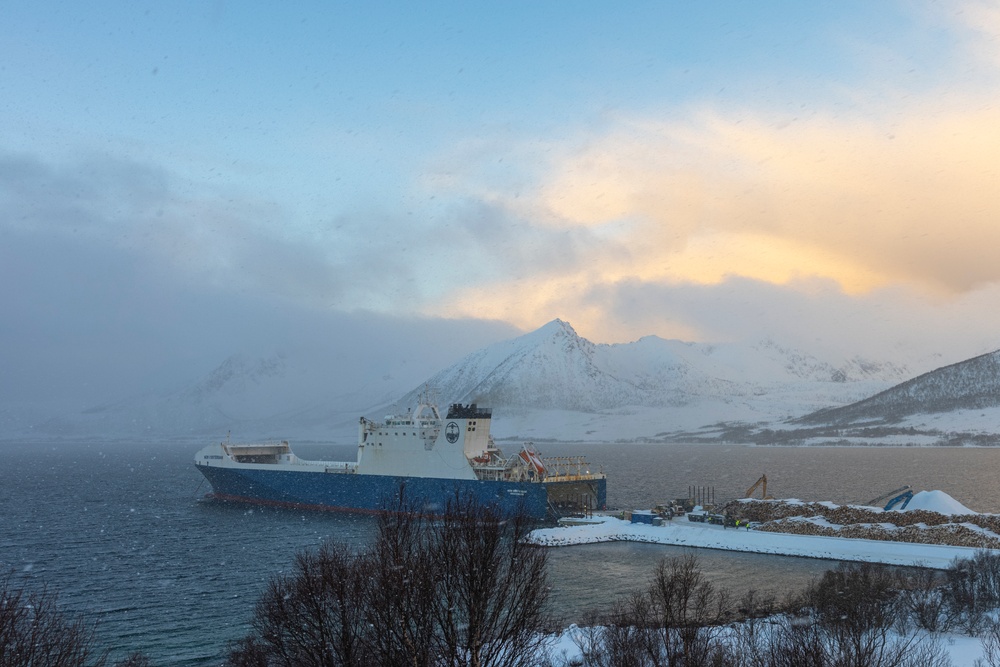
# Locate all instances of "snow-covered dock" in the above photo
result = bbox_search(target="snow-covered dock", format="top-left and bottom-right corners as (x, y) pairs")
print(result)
(531, 491), (997, 569)
(528, 514), (985, 568)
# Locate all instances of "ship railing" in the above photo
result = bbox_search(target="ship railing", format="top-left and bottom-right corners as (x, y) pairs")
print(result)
(469, 447), (603, 482)
(543, 472), (603, 482)
(473, 458), (536, 483)
(225, 439), (289, 449)
(540, 456), (599, 480)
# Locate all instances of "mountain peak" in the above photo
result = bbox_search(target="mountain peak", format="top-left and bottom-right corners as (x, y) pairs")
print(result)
(536, 318), (577, 337)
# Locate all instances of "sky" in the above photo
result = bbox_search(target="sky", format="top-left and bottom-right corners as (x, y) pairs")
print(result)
(4, 1), (1000, 404)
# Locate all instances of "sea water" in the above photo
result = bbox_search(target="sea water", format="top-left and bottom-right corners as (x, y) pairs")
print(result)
(2, 440), (1000, 665)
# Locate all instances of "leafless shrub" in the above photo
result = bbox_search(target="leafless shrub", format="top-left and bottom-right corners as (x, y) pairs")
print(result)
(247, 542), (373, 667)
(568, 610), (613, 667)
(722, 590), (784, 667)
(893, 566), (955, 633)
(978, 617), (1000, 667)
(0, 574), (109, 667)
(944, 550), (1000, 635)
(430, 492), (551, 667)
(575, 558), (960, 667)
(759, 562), (943, 667)
(575, 554), (734, 667)
(229, 490), (550, 667)
(899, 638), (953, 667)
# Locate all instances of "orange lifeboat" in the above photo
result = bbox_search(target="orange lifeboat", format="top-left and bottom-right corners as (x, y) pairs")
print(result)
(518, 445), (546, 476)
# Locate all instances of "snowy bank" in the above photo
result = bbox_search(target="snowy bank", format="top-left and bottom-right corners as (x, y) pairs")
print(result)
(527, 514), (988, 569)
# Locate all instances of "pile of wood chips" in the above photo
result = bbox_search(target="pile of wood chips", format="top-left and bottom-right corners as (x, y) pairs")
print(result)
(718, 499), (1000, 550)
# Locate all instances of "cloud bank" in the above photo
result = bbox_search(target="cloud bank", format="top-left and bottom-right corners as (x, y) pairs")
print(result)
(6, 1), (1000, 411)
(414, 2), (1000, 359)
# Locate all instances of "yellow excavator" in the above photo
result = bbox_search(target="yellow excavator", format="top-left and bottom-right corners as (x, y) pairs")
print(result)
(745, 473), (774, 500)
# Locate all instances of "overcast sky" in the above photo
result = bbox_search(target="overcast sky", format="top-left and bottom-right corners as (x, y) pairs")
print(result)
(4, 1), (1000, 404)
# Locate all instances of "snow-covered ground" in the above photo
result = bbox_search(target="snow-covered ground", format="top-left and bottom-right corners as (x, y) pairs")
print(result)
(529, 515), (980, 569)
(541, 624), (989, 666)
(533, 490), (999, 665)
(529, 491), (990, 569)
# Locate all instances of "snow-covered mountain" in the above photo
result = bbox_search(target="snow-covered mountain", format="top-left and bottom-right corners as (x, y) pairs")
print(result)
(388, 319), (912, 441)
(748, 348), (1000, 446)
(800, 350), (1000, 425)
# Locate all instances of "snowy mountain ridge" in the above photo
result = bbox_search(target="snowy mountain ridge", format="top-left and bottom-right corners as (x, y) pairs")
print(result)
(800, 350), (1000, 425)
(388, 319), (913, 440)
(394, 319), (911, 410)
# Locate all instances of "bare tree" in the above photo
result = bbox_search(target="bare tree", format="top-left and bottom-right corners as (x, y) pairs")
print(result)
(364, 498), (439, 667)
(573, 557), (953, 667)
(894, 566), (955, 633)
(248, 542), (373, 667)
(757, 562), (945, 667)
(430, 493), (550, 667)
(575, 554), (733, 667)
(647, 553), (731, 665)
(229, 490), (550, 667)
(224, 637), (269, 667)
(0, 574), (109, 667)
(720, 589), (782, 667)
(979, 618), (1000, 667)
(805, 562), (909, 667)
(945, 550), (1000, 636)
(581, 594), (659, 667)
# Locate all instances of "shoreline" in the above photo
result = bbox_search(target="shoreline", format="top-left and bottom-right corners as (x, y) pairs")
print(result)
(528, 515), (987, 569)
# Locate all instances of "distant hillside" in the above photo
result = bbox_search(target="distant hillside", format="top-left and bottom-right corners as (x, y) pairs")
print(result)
(799, 350), (1000, 426)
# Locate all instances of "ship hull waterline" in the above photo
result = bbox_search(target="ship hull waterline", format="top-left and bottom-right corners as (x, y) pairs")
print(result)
(197, 463), (607, 522)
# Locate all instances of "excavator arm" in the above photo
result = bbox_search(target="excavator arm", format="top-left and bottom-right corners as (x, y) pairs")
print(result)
(884, 490), (914, 511)
(745, 474), (768, 499)
(867, 485), (911, 507)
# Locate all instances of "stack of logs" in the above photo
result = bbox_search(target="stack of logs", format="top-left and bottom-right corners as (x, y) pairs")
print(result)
(718, 499), (1000, 549)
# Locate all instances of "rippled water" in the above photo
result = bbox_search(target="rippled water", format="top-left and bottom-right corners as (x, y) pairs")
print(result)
(2, 441), (999, 664)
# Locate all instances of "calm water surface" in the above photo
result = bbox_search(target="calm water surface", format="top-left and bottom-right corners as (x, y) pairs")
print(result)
(2, 441), (1000, 665)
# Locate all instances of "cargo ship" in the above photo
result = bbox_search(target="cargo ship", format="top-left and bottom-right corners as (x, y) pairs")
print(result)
(194, 400), (606, 521)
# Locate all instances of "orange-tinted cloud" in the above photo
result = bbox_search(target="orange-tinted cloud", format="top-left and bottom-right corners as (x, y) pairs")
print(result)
(533, 102), (1000, 294)
(421, 1), (1000, 346)
(430, 97), (1000, 341)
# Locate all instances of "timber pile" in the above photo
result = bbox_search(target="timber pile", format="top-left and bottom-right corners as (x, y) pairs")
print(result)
(717, 499), (1000, 550)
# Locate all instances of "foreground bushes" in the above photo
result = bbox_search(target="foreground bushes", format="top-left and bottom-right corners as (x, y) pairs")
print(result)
(574, 551), (1000, 667)
(227, 492), (550, 667)
(574, 559), (953, 667)
(11, 508), (1000, 666)
(227, 505), (1000, 667)
(0, 574), (152, 667)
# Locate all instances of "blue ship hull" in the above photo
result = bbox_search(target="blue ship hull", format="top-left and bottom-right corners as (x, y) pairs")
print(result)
(197, 464), (606, 521)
